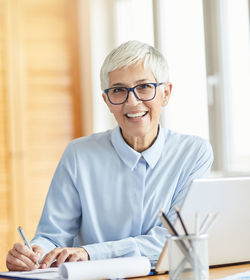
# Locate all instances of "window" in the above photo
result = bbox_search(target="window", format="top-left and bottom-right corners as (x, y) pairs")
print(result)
(203, 0), (250, 174)
(155, 0), (209, 139)
(114, 0), (154, 46)
(156, 0), (250, 175)
(221, 0), (250, 173)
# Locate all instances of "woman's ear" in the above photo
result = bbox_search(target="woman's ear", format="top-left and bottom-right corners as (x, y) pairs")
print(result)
(102, 92), (112, 113)
(161, 83), (173, 107)
(102, 92), (107, 104)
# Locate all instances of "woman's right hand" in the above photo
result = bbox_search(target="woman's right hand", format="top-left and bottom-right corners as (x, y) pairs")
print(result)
(6, 243), (43, 271)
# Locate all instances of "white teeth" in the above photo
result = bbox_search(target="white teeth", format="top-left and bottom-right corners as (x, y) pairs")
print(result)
(126, 112), (147, 118)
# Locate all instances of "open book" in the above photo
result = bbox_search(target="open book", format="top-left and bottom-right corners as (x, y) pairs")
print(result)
(0, 256), (151, 280)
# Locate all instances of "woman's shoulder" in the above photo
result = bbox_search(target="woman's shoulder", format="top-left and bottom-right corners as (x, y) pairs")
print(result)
(67, 129), (113, 152)
(163, 128), (212, 152)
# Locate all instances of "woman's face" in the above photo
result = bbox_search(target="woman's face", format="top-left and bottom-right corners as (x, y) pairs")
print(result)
(102, 63), (172, 145)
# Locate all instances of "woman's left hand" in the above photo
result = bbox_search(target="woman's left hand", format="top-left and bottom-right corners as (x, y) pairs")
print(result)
(39, 247), (89, 268)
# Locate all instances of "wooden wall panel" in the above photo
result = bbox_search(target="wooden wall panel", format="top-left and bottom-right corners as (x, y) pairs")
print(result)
(21, 0), (76, 238)
(0, 0), (12, 270)
(0, 0), (88, 271)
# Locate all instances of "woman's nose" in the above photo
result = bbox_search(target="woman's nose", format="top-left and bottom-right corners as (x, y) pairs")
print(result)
(126, 90), (142, 106)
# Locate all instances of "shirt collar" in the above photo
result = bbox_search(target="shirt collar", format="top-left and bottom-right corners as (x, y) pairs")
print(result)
(141, 125), (165, 169)
(111, 126), (141, 170)
(111, 125), (165, 170)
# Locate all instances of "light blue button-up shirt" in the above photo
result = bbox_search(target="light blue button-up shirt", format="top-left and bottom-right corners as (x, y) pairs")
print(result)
(31, 125), (213, 261)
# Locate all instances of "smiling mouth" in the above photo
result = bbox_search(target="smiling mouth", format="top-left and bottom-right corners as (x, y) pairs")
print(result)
(125, 111), (148, 119)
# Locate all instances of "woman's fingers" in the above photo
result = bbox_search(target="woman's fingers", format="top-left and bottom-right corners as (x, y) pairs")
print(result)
(40, 247), (89, 268)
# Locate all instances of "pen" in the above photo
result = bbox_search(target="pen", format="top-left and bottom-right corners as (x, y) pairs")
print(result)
(174, 206), (189, 235)
(17, 226), (39, 265)
(199, 212), (212, 233)
(200, 212), (218, 234)
(17, 226), (33, 250)
(159, 209), (179, 236)
(195, 212), (200, 236)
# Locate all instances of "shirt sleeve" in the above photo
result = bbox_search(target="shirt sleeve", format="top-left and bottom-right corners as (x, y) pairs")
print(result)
(166, 139), (214, 224)
(83, 140), (214, 261)
(30, 143), (82, 256)
(83, 226), (169, 261)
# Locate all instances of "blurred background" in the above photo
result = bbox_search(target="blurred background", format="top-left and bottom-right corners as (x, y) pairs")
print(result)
(0, 0), (249, 270)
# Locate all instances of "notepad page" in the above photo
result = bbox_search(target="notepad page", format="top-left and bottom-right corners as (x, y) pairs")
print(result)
(0, 267), (60, 279)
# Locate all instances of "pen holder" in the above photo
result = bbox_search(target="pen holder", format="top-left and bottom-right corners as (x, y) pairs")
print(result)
(168, 234), (209, 280)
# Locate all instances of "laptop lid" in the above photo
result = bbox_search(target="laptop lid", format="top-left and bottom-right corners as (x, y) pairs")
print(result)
(155, 177), (250, 273)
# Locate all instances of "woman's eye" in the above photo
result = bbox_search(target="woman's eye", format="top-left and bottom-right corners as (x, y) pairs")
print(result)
(137, 84), (153, 90)
(112, 87), (126, 93)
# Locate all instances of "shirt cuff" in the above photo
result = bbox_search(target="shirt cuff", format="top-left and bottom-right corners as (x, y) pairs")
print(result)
(82, 237), (141, 260)
(30, 236), (57, 258)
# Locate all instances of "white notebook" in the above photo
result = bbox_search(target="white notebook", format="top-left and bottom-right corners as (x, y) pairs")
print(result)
(0, 256), (151, 280)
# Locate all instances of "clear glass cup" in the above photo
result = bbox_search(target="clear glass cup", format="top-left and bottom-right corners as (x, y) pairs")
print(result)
(168, 234), (209, 280)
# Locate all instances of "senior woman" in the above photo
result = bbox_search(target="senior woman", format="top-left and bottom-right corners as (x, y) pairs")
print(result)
(6, 40), (213, 271)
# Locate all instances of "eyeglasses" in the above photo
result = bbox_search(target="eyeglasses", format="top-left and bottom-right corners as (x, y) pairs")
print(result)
(104, 82), (165, 105)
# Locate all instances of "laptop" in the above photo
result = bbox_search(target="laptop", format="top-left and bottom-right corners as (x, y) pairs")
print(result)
(154, 177), (250, 274)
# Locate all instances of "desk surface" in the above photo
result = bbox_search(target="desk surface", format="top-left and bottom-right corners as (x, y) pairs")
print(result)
(0, 264), (249, 280)
(129, 264), (250, 280)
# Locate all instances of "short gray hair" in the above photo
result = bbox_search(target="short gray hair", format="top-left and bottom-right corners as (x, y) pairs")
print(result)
(100, 40), (169, 91)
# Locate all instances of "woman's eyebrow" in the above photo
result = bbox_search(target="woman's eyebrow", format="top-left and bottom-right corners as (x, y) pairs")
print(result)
(111, 83), (127, 87)
(111, 79), (150, 87)
(135, 79), (150, 84)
